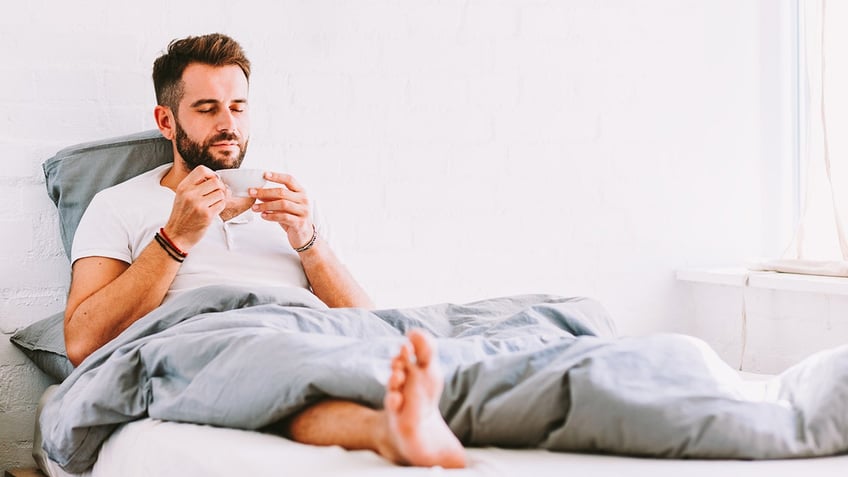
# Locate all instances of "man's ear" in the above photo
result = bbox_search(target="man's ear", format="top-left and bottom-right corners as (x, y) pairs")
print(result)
(154, 105), (176, 140)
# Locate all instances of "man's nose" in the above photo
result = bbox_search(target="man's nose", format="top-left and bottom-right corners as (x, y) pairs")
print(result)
(217, 109), (238, 132)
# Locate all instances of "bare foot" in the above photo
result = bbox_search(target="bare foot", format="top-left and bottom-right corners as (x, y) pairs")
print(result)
(376, 330), (467, 468)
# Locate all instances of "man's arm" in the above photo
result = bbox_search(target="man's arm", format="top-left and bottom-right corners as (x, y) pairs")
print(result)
(65, 166), (229, 366)
(250, 172), (375, 309)
(64, 247), (181, 366)
(298, 238), (374, 309)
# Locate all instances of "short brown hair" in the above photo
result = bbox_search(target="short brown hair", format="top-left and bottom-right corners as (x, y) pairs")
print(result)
(152, 33), (251, 111)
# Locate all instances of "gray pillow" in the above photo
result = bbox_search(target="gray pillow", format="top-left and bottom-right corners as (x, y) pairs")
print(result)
(10, 312), (73, 381)
(13, 130), (173, 381)
(44, 129), (173, 258)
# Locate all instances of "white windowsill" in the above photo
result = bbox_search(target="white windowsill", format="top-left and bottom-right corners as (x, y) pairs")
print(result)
(676, 267), (848, 296)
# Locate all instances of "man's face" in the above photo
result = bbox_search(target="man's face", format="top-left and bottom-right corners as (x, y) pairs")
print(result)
(173, 63), (250, 171)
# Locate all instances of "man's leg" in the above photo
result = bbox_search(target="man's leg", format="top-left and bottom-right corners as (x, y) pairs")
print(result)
(286, 330), (466, 468)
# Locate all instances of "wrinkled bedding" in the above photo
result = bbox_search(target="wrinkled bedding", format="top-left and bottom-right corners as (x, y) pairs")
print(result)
(40, 286), (848, 473)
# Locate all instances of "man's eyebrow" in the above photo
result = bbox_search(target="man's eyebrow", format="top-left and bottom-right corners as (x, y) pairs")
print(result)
(189, 98), (248, 108)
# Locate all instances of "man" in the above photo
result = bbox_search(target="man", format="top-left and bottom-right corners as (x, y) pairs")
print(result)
(64, 33), (465, 468)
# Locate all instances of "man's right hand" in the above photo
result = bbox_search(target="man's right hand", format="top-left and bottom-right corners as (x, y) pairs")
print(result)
(64, 166), (229, 366)
(162, 166), (231, 252)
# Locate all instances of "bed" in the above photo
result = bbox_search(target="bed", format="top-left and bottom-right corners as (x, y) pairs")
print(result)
(11, 131), (848, 476)
(33, 414), (848, 477)
(26, 370), (848, 477)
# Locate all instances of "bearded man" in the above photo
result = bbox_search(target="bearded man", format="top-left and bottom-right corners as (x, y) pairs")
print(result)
(62, 33), (465, 469)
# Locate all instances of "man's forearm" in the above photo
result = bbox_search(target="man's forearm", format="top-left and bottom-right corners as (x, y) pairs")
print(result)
(298, 240), (374, 309)
(65, 241), (181, 365)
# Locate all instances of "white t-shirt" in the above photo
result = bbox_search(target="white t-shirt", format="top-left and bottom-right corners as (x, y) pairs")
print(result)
(72, 164), (322, 302)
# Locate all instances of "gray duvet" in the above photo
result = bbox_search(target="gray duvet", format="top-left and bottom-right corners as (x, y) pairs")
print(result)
(41, 285), (848, 472)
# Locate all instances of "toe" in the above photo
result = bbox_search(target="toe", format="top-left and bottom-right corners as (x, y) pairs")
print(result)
(388, 368), (405, 390)
(407, 329), (435, 367)
(391, 354), (406, 371)
(384, 390), (403, 412)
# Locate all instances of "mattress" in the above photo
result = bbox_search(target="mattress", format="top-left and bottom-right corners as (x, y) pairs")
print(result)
(35, 383), (848, 477)
(38, 417), (848, 477)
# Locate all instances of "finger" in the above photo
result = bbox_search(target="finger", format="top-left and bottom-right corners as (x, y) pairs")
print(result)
(187, 175), (227, 205)
(262, 171), (304, 193)
(179, 169), (226, 199)
(253, 200), (309, 217)
(187, 165), (219, 185)
(250, 186), (305, 204)
(185, 185), (226, 214)
(258, 212), (308, 229)
(197, 178), (227, 198)
(204, 190), (228, 209)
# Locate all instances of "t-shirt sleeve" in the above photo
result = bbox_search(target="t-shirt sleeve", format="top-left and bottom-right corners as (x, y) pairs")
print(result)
(70, 191), (133, 265)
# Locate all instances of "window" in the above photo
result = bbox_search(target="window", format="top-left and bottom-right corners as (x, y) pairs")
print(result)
(759, 0), (848, 275)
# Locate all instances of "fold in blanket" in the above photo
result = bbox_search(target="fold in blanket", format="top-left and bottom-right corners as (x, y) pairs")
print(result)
(40, 285), (848, 473)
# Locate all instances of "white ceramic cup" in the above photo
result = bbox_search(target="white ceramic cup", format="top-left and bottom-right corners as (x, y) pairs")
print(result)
(216, 168), (267, 197)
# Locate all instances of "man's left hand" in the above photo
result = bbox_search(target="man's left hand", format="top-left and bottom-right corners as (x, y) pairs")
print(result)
(250, 172), (314, 250)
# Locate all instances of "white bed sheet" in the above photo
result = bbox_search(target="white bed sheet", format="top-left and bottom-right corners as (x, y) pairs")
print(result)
(41, 417), (848, 477)
(38, 371), (848, 477)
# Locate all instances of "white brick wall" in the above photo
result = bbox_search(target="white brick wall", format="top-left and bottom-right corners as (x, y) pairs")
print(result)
(0, 0), (795, 471)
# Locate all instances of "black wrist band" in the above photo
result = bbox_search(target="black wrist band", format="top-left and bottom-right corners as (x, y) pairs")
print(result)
(155, 232), (185, 263)
(295, 224), (318, 253)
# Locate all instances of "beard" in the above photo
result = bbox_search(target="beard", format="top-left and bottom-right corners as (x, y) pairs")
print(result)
(174, 120), (249, 172)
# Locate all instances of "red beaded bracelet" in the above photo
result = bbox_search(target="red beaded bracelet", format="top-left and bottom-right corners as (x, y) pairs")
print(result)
(158, 227), (188, 258)
(154, 233), (185, 263)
